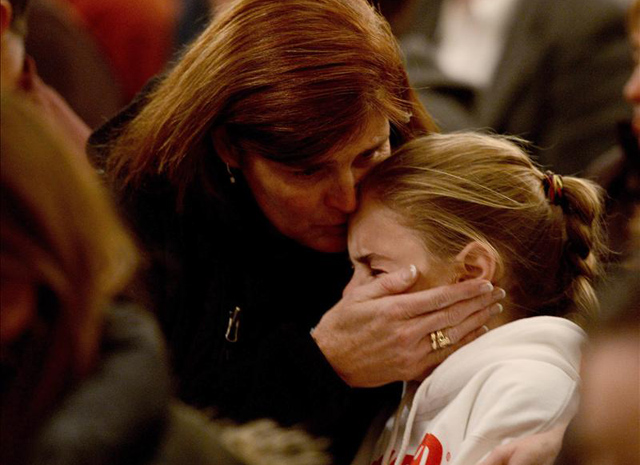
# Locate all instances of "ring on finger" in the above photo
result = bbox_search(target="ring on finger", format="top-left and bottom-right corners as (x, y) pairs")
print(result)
(430, 329), (452, 351)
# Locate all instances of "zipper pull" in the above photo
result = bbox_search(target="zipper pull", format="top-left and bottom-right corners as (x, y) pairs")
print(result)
(225, 306), (241, 342)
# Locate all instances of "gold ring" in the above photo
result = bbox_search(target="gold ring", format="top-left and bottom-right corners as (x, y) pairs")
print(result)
(430, 330), (452, 351)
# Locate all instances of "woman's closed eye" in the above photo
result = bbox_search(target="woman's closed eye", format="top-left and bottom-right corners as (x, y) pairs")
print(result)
(293, 165), (324, 178)
(357, 139), (391, 166)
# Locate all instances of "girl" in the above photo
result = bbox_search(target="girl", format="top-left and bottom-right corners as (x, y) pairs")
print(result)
(347, 132), (605, 465)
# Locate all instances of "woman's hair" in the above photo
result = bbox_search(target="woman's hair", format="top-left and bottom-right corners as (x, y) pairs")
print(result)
(104, 0), (435, 202)
(0, 95), (138, 461)
(361, 132), (606, 322)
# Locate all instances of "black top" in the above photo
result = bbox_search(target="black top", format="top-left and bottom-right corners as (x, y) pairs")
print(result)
(88, 91), (398, 464)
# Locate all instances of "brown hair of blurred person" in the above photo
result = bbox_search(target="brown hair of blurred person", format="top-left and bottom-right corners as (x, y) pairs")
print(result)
(0, 94), (138, 464)
(104, 0), (435, 205)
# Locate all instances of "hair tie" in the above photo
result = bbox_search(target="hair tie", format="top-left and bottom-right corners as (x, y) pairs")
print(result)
(543, 170), (564, 207)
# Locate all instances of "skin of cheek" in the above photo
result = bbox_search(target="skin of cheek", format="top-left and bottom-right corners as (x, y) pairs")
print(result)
(243, 157), (318, 225)
(241, 156), (353, 252)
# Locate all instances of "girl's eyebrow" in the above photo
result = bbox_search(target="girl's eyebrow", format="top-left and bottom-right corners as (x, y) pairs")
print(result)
(351, 252), (389, 266)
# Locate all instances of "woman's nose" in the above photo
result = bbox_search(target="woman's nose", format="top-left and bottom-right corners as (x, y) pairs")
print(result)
(325, 172), (358, 214)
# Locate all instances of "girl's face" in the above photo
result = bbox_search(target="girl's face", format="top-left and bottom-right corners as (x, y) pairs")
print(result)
(238, 114), (392, 253)
(344, 195), (455, 295)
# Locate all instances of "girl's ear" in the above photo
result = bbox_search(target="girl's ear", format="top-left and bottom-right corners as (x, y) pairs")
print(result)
(211, 127), (240, 168)
(453, 241), (498, 283)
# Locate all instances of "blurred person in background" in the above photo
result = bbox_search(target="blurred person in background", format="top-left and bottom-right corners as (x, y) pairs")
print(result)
(585, 0), (639, 265)
(24, 0), (124, 128)
(175, 0), (234, 54)
(554, 5), (639, 463)
(0, 0), (90, 154)
(1, 92), (150, 464)
(393, 0), (633, 175)
(60, 0), (180, 103)
(562, 270), (640, 465)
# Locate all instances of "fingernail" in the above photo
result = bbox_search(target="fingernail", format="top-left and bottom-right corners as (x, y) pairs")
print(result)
(402, 264), (417, 282)
(479, 282), (494, 293)
(491, 288), (506, 300)
(482, 325), (490, 333)
(489, 303), (503, 315)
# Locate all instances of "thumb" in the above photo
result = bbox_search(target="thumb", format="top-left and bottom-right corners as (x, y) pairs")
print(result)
(357, 265), (418, 300)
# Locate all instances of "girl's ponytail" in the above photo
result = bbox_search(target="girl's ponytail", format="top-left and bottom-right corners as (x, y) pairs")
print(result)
(543, 172), (606, 322)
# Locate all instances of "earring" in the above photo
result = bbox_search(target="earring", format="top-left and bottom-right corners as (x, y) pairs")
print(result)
(226, 163), (236, 184)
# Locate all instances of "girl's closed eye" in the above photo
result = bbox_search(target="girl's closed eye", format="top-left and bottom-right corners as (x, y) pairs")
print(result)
(370, 267), (387, 277)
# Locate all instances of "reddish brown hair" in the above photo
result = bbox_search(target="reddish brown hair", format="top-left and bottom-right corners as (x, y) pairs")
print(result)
(104, 0), (435, 202)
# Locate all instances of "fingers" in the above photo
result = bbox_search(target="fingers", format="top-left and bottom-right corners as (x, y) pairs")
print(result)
(398, 285), (504, 328)
(392, 279), (498, 320)
(441, 302), (502, 343)
(409, 333), (472, 381)
(399, 304), (501, 381)
(406, 317), (491, 381)
(354, 265), (419, 300)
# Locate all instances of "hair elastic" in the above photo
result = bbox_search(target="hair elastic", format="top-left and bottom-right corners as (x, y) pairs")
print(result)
(543, 170), (564, 206)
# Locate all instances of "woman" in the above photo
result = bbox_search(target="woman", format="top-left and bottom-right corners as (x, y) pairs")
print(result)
(90, 0), (507, 462)
(346, 132), (605, 465)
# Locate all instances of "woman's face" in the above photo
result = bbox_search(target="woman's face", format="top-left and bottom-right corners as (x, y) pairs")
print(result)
(239, 114), (392, 253)
(625, 27), (640, 138)
(344, 195), (454, 295)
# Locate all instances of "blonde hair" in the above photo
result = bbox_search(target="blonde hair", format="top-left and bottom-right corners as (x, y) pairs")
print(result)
(361, 132), (606, 322)
(103, 0), (435, 203)
(0, 94), (138, 461)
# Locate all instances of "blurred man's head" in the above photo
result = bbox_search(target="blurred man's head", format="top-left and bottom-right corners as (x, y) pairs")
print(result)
(0, 0), (31, 90)
(0, 0), (30, 36)
(624, 0), (640, 139)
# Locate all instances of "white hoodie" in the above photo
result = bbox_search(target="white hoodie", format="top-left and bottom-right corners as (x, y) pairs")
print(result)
(362, 316), (585, 465)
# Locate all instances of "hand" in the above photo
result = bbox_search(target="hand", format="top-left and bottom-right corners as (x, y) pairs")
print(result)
(476, 425), (567, 465)
(311, 265), (505, 387)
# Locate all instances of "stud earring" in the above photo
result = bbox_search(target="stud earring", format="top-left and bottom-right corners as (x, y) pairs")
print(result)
(226, 163), (236, 184)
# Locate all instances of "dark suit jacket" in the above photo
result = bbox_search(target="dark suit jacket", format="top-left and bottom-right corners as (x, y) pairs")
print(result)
(401, 0), (633, 175)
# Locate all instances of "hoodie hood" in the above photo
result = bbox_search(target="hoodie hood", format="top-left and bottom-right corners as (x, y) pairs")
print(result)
(380, 316), (586, 465)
